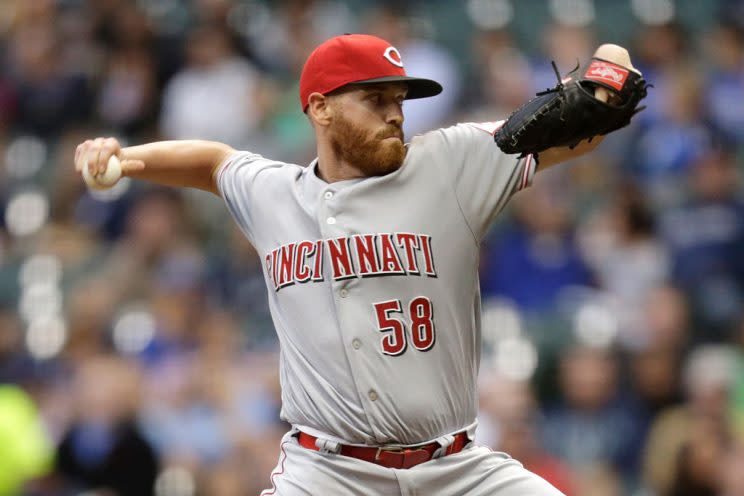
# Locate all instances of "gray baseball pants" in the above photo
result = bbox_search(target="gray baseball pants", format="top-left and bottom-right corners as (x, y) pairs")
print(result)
(260, 430), (566, 495)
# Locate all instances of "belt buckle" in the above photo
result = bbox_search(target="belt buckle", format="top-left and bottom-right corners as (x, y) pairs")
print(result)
(374, 445), (405, 461)
(375, 445), (430, 469)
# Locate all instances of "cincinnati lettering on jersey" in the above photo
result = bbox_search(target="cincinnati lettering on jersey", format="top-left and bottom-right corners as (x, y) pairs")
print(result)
(265, 233), (436, 291)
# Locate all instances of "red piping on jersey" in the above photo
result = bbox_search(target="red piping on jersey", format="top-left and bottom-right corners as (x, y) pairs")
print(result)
(519, 154), (533, 190)
(261, 440), (290, 496)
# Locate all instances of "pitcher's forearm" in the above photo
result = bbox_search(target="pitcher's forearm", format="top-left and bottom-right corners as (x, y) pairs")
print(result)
(537, 135), (604, 170)
(121, 140), (234, 194)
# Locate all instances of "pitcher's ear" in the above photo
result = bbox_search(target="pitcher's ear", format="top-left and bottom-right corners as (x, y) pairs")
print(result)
(307, 93), (333, 126)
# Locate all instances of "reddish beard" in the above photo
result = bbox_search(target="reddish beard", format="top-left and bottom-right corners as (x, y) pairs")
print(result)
(329, 114), (406, 177)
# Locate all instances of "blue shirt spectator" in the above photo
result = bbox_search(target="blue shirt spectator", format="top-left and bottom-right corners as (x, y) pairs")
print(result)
(481, 223), (593, 313)
(660, 150), (744, 333)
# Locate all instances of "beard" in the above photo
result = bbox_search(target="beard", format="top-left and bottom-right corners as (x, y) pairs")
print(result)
(329, 113), (406, 177)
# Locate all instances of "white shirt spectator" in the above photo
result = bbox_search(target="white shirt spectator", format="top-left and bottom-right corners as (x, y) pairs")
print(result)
(160, 57), (260, 147)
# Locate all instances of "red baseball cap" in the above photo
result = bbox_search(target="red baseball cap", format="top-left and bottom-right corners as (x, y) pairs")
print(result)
(299, 34), (443, 111)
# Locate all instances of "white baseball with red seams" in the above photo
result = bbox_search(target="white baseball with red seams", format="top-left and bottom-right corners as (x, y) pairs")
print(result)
(216, 121), (568, 495)
(82, 155), (122, 190)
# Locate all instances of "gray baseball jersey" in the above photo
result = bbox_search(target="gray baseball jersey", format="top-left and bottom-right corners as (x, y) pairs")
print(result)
(217, 121), (535, 447)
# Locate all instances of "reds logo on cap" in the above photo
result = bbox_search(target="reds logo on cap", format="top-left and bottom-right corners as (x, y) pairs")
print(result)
(383, 47), (404, 68)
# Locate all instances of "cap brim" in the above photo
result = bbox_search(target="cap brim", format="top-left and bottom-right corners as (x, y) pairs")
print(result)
(349, 75), (443, 100)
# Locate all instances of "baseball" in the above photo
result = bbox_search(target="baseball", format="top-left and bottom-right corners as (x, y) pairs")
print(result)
(82, 155), (122, 190)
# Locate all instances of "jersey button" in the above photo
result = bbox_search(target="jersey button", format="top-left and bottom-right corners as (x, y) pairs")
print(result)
(340, 289), (348, 298)
(368, 390), (378, 401)
(324, 191), (333, 199)
(326, 217), (336, 225)
(352, 339), (361, 349)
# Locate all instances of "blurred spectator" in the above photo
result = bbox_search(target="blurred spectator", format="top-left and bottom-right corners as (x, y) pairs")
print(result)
(660, 147), (744, 336)
(99, 188), (190, 282)
(141, 310), (280, 467)
(579, 183), (670, 347)
(464, 29), (533, 121)
(89, 1), (183, 91)
(666, 415), (727, 496)
(207, 224), (274, 347)
(55, 355), (158, 496)
(643, 345), (739, 495)
(478, 375), (575, 495)
(625, 66), (712, 205)
(250, 0), (355, 77)
(6, 5), (90, 137)
(199, 458), (248, 496)
(532, 23), (595, 93)
(0, 76), (17, 133)
(63, 278), (118, 363)
(97, 47), (157, 137)
(541, 345), (648, 487)
(640, 285), (691, 351)
(192, 0), (234, 26)
(0, 309), (32, 384)
(701, 21), (744, 143)
(628, 345), (683, 417)
(630, 22), (690, 130)
(138, 249), (207, 367)
(160, 25), (263, 147)
(623, 22), (709, 207)
(481, 179), (593, 313)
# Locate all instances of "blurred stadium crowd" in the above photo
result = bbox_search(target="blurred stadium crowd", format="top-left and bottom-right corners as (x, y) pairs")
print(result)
(1, 0), (744, 495)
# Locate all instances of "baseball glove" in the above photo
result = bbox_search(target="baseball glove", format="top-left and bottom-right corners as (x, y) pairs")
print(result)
(494, 58), (650, 155)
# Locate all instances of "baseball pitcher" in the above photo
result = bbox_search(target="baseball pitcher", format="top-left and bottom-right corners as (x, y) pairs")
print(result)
(75, 34), (647, 495)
